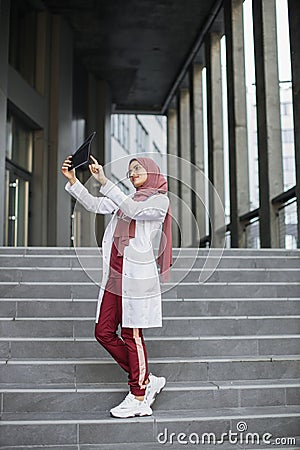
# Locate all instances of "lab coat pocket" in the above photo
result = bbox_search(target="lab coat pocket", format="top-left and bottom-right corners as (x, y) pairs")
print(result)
(122, 295), (162, 328)
(123, 243), (160, 299)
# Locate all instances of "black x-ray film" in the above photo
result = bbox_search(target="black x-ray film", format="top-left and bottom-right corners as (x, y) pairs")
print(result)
(68, 131), (96, 171)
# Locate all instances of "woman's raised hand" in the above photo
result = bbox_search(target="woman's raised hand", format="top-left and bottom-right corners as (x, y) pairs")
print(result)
(89, 155), (108, 185)
(61, 156), (76, 182)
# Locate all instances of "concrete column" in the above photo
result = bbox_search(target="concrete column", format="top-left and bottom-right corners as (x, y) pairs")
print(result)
(189, 68), (196, 243)
(30, 12), (50, 246)
(48, 15), (73, 246)
(224, 0), (250, 247)
(176, 93), (182, 247)
(167, 108), (180, 247)
(0, 0), (10, 245)
(287, 0), (300, 247)
(190, 63), (206, 242)
(98, 80), (112, 175)
(79, 76), (112, 245)
(179, 87), (193, 247)
(205, 33), (225, 247)
(252, 0), (283, 247)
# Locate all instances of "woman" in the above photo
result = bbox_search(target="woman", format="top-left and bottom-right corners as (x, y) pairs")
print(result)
(61, 154), (172, 418)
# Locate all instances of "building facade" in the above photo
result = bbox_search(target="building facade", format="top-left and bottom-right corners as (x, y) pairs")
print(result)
(0, 0), (299, 249)
(110, 114), (167, 195)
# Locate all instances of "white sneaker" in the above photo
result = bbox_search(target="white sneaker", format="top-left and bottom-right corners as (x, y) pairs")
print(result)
(110, 392), (153, 418)
(145, 373), (166, 407)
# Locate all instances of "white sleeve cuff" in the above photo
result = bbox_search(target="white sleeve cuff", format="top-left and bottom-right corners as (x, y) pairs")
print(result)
(64, 179), (81, 193)
(99, 179), (115, 196)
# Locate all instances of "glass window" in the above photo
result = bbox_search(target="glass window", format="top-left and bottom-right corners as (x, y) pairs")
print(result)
(220, 35), (230, 225)
(282, 129), (294, 144)
(135, 117), (149, 153)
(202, 67), (210, 237)
(275, 0), (295, 190)
(243, 0), (259, 210)
(111, 174), (129, 194)
(281, 102), (292, 116)
(155, 115), (163, 127)
(115, 115), (119, 141)
(153, 141), (162, 156)
(111, 114), (130, 152)
(6, 113), (33, 173)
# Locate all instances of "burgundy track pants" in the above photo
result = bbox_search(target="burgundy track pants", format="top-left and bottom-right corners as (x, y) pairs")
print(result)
(94, 240), (149, 396)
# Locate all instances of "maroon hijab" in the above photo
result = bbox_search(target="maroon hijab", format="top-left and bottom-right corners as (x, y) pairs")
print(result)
(113, 157), (173, 283)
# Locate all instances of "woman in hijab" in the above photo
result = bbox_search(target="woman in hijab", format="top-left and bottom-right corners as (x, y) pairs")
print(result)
(62, 155), (172, 418)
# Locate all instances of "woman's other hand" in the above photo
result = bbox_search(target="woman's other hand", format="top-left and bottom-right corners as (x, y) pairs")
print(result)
(61, 156), (77, 185)
(89, 155), (108, 186)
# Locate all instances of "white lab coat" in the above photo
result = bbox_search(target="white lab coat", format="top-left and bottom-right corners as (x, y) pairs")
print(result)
(64, 178), (170, 328)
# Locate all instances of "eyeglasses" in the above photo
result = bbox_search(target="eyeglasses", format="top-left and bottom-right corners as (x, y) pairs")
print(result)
(126, 163), (144, 179)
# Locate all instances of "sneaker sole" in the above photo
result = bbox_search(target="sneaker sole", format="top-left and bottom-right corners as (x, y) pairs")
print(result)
(109, 411), (153, 419)
(149, 377), (166, 407)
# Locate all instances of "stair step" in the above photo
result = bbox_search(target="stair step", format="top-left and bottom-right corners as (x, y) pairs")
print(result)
(0, 245), (299, 255)
(1, 380), (299, 413)
(0, 246), (299, 447)
(2, 336), (300, 359)
(1, 298), (299, 319)
(1, 357), (299, 384)
(1, 317), (300, 337)
(0, 444), (254, 450)
(1, 281), (299, 299)
(1, 256), (299, 269)
(0, 406), (299, 447)
(1, 267), (300, 283)
(1, 378), (299, 391)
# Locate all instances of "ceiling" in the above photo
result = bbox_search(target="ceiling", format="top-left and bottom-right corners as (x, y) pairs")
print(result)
(42, 0), (220, 113)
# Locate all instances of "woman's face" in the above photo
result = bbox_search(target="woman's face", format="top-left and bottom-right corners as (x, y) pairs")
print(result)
(128, 160), (148, 188)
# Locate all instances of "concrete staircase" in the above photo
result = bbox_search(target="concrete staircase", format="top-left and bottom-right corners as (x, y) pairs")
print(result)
(0, 247), (300, 449)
